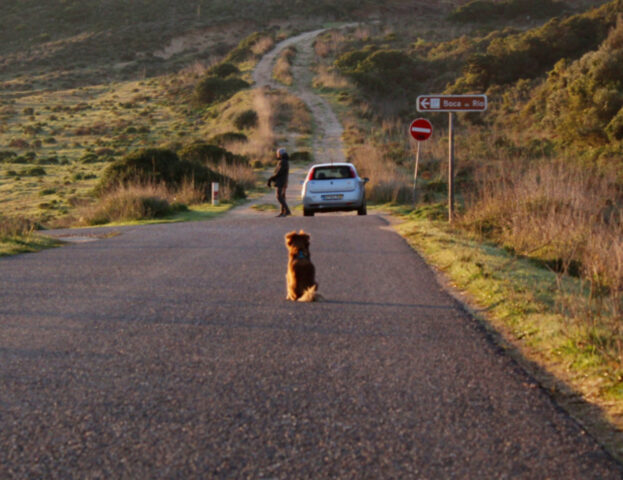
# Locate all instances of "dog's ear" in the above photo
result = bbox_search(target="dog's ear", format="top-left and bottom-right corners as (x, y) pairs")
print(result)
(284, 231), (297, 246)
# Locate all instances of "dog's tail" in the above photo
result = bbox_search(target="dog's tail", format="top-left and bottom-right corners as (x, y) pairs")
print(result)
(297, 285), (323, 302)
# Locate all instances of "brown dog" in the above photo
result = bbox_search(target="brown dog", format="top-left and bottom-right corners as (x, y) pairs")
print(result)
(285, 230), (319, 302)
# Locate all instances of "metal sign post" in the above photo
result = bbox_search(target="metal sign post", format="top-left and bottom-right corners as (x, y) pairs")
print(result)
(413, 141), (421, 206)
(448, 112), (455, 221)
(409, 118), (433, 207)
(416, 94), (487, 222)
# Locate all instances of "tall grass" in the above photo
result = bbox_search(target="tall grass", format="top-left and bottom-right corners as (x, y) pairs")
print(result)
(234, 89), (275, 165)
(461, 158), (623, 362)
(0, 215), (36, 238)
(273, 46), (296, 86)
(79, 183), (180, 225)
(348, 141), (411, 204)
(214, 160), (257, 192)
(312, 65), (350, 90)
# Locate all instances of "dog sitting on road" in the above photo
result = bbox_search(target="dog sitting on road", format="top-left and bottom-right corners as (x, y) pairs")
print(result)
(285, 230), (320, 302)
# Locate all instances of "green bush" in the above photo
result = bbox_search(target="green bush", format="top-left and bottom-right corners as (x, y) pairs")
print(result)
(233, 109), (258, 130)
(529, 18), (623, 147)
(97, 148), (245, 199)
(449, 0), (567, 23)
(209, 132), (248, 145)
(451, 2), (618, 91)
(335, 48), (428, 95)
(21, 167), (46, 176)
(0, 151), (16, 163)
(224, 32), (269, 64)
(178, 141), (248, 167)
(207, 62), (240, 78)
(80, 152), (100, 163)
(290, 151), (312, 162)
(194, 76), (250, 105)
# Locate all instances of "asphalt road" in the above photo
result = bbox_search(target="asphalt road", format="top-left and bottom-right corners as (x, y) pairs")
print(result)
(1, 212), (622, 478)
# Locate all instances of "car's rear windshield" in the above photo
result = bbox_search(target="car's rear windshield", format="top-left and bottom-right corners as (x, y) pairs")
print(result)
(311, 166), (354, 180)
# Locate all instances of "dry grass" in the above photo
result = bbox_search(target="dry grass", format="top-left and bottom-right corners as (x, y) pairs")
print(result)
(348, 141), (411, 204)
(272, 92), (312, 135)
(312, 65), (350, 90)
(461, 158), (623, 363)
(214, 160), (257, 191)
(229, 88), (276, 165)
(0, 215), (36, 238)
(314, 30), (347, 58)
(78, 183), (176, 225)
(251, 36), (276, 56)
(273, 46), (296, 86)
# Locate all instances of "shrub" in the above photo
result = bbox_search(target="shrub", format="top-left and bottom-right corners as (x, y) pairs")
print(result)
(194, 76), (250, 105)
(290, 151), (312, 162)
(0, 150), (17, 163)
(0, 215), (35, 238)
(97, 148), (245, 199)
(82, 184), (176, 225)
(178, 141), (248, 167)
(207, 62), (240, 78)
(233, 109), (258, 130)
(80, 152), (100, 163)
(451, 3), (617, 92)
(530, 17), (623, 147)
(21, 167), (46, 176)
(37, 156), (59, 165)
(449, 0), (567, 23)
(335, 49), (428, 95)
(224, 31), (271, 64)
(209, 132), (248, 145)
(8, 138), (30, 149)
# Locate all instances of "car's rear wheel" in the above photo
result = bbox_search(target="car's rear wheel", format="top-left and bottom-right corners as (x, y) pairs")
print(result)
(303, 208), (315, 217)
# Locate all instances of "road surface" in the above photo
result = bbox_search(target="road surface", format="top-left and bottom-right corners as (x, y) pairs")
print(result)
(1, 214), (622, 478)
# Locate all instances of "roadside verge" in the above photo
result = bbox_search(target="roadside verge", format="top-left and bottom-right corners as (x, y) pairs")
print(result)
(386, 208), (623, 463)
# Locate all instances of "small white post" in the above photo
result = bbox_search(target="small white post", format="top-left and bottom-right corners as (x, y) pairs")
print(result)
(211, 182), (219, 206)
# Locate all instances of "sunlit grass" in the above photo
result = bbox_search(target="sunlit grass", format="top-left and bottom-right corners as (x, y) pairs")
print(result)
(387, 205), (623, 433)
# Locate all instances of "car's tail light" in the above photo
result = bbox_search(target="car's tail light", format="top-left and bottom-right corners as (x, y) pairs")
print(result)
(349, 166), (356, 178)
(307, 169), (315, 181)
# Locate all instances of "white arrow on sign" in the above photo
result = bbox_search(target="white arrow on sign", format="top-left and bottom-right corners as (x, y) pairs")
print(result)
(419, 98), (430, 109)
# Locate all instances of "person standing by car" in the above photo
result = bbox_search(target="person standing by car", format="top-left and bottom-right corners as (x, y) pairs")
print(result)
(267, 147), (291, 217)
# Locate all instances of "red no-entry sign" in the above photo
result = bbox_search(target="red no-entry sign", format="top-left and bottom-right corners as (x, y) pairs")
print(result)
(409, 118), (433, 141)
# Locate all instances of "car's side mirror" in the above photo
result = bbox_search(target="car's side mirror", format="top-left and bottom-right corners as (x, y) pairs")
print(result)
(363, 177), (369, 184)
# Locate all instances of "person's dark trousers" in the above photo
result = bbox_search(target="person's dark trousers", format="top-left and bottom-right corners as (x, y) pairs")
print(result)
(276, 186), (291, 215)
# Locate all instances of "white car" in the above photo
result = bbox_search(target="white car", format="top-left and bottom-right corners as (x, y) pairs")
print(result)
(301, 163), (369, 216)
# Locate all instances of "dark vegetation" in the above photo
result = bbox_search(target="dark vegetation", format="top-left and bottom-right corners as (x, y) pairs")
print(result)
(194, 76), (250, 105)
(97, 148), (245, 199)
(333, 0), (623, 158)
(233, 110), (259, 130)
(449, 0), (568, 23)
(178, 141), (248, 167)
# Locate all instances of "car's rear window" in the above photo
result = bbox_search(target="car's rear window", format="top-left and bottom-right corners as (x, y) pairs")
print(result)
(311, 166), (354, 180)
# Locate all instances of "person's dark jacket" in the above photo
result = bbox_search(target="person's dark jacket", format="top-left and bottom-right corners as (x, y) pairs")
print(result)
(268, 153), (289, 188)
